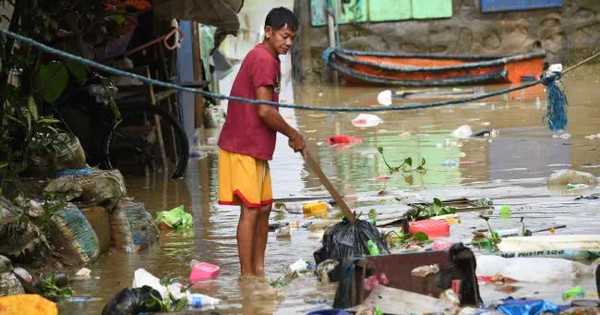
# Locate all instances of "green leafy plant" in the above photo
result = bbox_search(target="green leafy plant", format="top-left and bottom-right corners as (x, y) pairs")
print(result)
(520, 217), (532, 236)
(269, 269), (304, 288)
(145, 291), (187, 312)
(39, 273), (73, 300)
(385, 231), (431, 249)
(408, 198), (457, 221)
(377, 147), (426, 174)
(273, 212), (286, 221)
(368, 209), (377, 220)
(144, 276), (189, 312)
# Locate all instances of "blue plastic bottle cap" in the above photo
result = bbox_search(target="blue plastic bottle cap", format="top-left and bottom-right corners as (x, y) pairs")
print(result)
(191, 296), (203, 308)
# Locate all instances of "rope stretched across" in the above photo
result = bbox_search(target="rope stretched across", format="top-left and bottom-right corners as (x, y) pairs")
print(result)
(0, 27), (564, 113)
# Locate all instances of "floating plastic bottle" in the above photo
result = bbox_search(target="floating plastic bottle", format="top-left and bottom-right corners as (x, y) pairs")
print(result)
(186, 291), (220, 309)
(562, 285), (586, 301)
(478, 198), (493, 206)
(566, 183), (589, 190)
(440, 160), (459, 168)
(367, 240), (380, 256)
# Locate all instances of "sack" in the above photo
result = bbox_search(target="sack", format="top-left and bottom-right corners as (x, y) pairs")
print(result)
(155, 205), (193, 230)
(313, 218), (388, 282)
(26, 133), (86, 178)
(0, 294), (57, 314)
(0, 197), (41, 260)
(101, 286), (161, 315)
(50, 204), (100, 265)
(0, 256), (24, 296)
(111, 199), (159, 252)
(45, 169), (127, 211)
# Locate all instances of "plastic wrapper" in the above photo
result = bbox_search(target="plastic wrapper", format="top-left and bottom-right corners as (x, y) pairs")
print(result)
(155, 205), (193, 230)
(0, 294), (57, 314)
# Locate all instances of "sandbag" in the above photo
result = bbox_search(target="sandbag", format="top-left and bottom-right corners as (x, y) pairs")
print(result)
(26, 133), (86, 178)
(101, 286), (161, 315)
(49, 204), (100, 265)
(110, 199), (159, 253)
(45, 169), (127, 211)
(0, 294), (57, 314)
(0, 197), (41, 260)
(80, 207), (112, 254)
(0, 256), (24, 296)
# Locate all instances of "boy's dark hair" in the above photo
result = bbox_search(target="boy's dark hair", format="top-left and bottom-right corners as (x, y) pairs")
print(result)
(265, 7), (298, 32)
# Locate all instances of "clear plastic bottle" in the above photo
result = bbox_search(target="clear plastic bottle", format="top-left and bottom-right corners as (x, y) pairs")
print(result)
(478, 198), (493, 207)
(186, 291), (220, 309)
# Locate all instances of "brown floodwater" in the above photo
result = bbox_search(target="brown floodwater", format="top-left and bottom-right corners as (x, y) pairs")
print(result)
(62, 64), (600, 314)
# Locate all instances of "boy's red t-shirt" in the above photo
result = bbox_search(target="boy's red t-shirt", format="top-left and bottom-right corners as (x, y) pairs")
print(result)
(218, 43), (281, 161)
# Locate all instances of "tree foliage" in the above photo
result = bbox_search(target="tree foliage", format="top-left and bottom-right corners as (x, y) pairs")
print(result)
(0, 0), (150, 180)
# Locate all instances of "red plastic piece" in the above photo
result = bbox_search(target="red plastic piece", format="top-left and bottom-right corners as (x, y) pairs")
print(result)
(409, 219), (450, 239)
(326, 134), (363, 146)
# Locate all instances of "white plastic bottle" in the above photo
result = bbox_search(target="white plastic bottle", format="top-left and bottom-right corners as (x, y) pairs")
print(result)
(186, 291), (220, 309)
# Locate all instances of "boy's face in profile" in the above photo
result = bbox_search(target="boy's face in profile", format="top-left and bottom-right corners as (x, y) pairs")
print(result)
(265, 23), (296, 55)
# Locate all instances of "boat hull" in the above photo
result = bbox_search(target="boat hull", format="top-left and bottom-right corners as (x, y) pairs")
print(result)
(325, 49), (546, 87)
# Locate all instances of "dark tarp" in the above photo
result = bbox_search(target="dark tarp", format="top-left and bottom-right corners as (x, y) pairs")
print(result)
(152, 0), (244, 36)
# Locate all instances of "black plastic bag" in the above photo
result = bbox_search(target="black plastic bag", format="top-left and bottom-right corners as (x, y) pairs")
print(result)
(313, 218), (389, 282)
(101, 286), (162, 315)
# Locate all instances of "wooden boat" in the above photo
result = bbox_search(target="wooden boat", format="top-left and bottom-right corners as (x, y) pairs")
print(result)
(324, 48), (546, 87)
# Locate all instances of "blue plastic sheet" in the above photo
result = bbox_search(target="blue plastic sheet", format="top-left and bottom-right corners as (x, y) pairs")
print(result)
(56, 168), (93, 178)
(497, 298), (559, 315)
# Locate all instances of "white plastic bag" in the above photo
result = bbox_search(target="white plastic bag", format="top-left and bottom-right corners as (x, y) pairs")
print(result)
(451, 125), (473, 139)
(132, 268), (168, 300)
(289, 259), (308, 273)
(377, 90), (393, 106)
(476, 255), (595, 283)
(352, 114), (383, 128)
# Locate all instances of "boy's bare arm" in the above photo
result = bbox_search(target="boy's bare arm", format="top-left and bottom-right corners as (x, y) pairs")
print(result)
(256, 86), (305, 152)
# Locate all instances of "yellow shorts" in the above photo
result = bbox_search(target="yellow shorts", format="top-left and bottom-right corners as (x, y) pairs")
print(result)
(218, 148), (273, 208)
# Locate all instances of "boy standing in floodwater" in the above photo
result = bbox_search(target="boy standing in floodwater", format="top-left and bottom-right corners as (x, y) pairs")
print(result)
(217, 7), (306, 277)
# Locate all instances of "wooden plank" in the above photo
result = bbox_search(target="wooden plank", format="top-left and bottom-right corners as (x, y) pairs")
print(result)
(412, 0), (452, 19)
(481, 0), (562, 13)
(368, 0), (411, 22)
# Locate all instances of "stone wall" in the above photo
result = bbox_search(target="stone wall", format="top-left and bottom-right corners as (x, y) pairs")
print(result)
(293, 0), (600, 82)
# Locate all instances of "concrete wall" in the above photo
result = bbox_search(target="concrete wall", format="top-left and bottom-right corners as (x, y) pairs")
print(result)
(293, 0), (600, 83)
